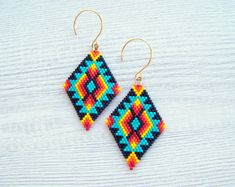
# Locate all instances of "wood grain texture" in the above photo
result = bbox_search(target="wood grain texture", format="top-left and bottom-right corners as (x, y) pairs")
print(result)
(0, 0), (235, 186)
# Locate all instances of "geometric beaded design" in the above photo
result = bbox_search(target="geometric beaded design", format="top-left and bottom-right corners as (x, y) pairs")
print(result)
(64, 50), (121, 131)
(106, 84), (166, 170)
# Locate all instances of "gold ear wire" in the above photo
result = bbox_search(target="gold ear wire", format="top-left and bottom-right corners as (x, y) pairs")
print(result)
(121, 38), (153, 85)
(73, 9), (103, 50)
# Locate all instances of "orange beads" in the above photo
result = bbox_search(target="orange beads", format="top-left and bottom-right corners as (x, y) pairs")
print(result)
(106, 84), (166, 170)
(64, 50), (121, 130)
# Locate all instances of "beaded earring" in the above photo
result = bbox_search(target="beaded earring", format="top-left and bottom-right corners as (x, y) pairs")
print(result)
(105, 38), (166, 170)
(64, 10), (121, 131)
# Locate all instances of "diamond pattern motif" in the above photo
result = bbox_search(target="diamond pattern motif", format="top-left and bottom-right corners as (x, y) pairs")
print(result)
(106, 84), (166, 170)
(64, 50), (121, 130)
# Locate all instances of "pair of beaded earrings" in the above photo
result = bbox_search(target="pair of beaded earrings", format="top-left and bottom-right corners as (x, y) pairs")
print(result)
(64, 10), (166, 170)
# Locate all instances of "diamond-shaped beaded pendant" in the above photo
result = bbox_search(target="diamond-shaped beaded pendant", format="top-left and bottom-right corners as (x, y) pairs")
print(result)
(64, 50), (121, 130)
(106, 84), (166, 170)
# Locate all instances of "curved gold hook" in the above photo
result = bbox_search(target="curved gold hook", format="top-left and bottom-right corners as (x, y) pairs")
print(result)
(121, 38), (152, 85)
(73, 9), (103, 50)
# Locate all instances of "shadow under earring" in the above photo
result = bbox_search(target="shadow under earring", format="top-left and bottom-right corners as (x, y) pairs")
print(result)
(106, 38), (166, 170)
(64, 10), (121, 131)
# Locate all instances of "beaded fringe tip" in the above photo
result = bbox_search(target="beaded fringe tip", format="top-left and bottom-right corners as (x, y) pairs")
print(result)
(64, 50), (121, 130)
(106, 84), (166, 170)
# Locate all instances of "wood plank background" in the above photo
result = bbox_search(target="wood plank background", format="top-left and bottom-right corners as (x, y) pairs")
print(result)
(0, 0), (235, 186)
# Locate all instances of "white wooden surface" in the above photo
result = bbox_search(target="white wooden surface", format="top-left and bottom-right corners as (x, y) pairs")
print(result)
(0, 0), (235, 186)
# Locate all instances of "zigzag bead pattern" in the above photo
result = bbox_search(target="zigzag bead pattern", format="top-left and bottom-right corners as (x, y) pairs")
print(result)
(64, 50), (121, 130)
(106, 84), (166, 170)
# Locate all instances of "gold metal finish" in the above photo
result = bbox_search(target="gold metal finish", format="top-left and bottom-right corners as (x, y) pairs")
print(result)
(121, 38), (153, 85)
(73, 9), (103, 50)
